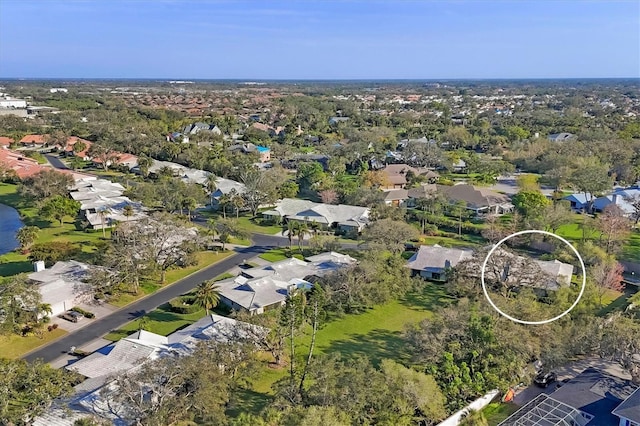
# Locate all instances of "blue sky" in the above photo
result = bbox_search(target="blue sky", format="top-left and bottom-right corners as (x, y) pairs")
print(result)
(0, 0), (638, 79)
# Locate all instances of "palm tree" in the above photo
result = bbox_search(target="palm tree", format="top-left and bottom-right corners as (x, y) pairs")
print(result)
(137, 155), (152, 177)
(194, 280), (221, 316)
(96, 207), (111, 238)
(295, 221), (310, 251)
(16, 226), (39, 252)
(137, 315), (149, 331)
(283, 221), (295, 250)
(219, 193), (232, 219)
(122, 204), (134, 222)
(205, 173), (218, 207)
(182, 197), (197, 220)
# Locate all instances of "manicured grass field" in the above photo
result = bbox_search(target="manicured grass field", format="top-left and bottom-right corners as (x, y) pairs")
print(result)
(258, 248), (305, 262)
(104, 303), (208, 341)
(622, 230), (640, 262)
(249, 283), (453, 395)
(0, 328), (68, 359)
(109, 250), (234, 307)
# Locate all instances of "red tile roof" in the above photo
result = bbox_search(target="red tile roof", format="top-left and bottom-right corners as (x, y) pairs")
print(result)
(0, 137), (14, 147)
(19, 134), (48, 145)
(0, 149), (47, 179)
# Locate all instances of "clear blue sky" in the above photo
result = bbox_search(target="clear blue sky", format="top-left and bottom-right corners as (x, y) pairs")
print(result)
(0, 0), (638, 79)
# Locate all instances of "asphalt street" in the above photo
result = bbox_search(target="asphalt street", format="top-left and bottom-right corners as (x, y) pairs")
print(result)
(44, 154), (69, 170)
(23, 242), (275, 363)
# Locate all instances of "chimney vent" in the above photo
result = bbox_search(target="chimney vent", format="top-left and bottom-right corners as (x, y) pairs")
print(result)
(33, 260), (45, 272)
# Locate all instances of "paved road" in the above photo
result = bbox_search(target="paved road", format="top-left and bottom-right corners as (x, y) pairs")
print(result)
(44, 154), (69, 170)
(23, 242), (275, 363)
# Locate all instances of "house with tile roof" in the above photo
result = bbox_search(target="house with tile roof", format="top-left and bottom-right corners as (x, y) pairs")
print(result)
(19, 134), (48, 147)
(381, 164), (439, 189)
(0, 136), (14, 147)
(0, 148), (46, 179)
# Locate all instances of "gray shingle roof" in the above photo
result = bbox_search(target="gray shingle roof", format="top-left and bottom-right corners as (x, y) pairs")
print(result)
(612, 387), (640, 423)
(406, 245), (474, 272)
(439, 184), (511, 209)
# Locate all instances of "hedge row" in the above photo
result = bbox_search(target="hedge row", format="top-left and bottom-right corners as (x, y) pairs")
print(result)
(71, 306), (95, 318)
(168, 295), (200, 314)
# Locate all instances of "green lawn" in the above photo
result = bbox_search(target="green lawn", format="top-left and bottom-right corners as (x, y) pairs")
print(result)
(622, 230), (640, 262)
(104, 303), (209, 341)
(249, 283), (453, 395)
(0, 328), (68, 359)
(483, 402), (519, 425)
(258, 248), (306, 262)
(109, 250), (234, 307)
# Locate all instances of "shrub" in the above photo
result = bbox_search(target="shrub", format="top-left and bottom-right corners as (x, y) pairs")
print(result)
(168, 295), (200, 314)
(71, 307), (95, 318)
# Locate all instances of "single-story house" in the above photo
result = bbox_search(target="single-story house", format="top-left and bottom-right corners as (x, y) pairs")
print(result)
(498, 367), (638, 426)
(439, 184), (513, 215)
(593, 188), (640, 217)
(0, 148), (47, 179)
(218, 253), (356, 314)
(92, 152), (138, 169)
(28, 260), (93, 317)
(382, 189), (409, 207)
(548, 132), (575, 143)
(19, 134), (48, 147)
(62, 136), (93, 160)
(0, 136), (14, 147)
(210, 176), (246, 202)
(406, 244), (474, 281)
(381, 164), (440, 189)
(262, 198), (370, 233)
(406, 183), (439, 207)
(563, 193), (593, 211)
(483, 247), (574, 291)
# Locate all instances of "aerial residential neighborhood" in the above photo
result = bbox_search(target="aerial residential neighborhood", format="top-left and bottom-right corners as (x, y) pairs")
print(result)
(0, 1), (639, 425)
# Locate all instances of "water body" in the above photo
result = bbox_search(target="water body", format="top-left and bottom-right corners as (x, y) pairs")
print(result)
(0, 203), (23, 255)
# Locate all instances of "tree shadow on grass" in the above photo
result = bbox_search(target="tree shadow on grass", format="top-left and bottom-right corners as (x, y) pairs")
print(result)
(226, 387), (273, 418)
(322, 329), (411, 367)
(400, 283), (456, 312)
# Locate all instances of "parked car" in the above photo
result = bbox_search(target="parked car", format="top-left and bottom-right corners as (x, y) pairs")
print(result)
(533, 371), (557, 388)
(61, 311), (83, 323)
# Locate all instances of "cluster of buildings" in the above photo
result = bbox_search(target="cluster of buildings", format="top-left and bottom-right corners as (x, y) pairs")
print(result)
(70, 178), (146, 229)
(564, 185), (640, 218)
(35, 314), (264, 426)
(216, 251), (356, 314)
(406, 244), (574, 291)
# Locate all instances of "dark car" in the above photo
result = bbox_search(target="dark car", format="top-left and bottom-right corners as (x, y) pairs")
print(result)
(61, 311), (83, 323)
(534, 371), (557, 388)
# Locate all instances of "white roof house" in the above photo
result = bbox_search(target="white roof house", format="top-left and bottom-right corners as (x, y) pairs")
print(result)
(35, 314), (265, 426)
(211, 177), (246, 199)
(262, 198), (370, 231)
(28, 260), (93, 317)
(218, 252), (357, 314)
(406, 244), (474, 281)
(70, 178), (147, 229)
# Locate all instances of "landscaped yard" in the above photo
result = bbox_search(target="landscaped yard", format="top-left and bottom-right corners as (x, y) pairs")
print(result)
(249, 283), (453, 395)
(0, 328), (68, 359)
(109, 250), (235, 307)
(258, 248), (305, 263)
(104, 303), (209, 341)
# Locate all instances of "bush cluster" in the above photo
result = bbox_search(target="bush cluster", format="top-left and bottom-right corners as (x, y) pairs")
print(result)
(168, 295), (200, 314)
(71, 307), (95, 318)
